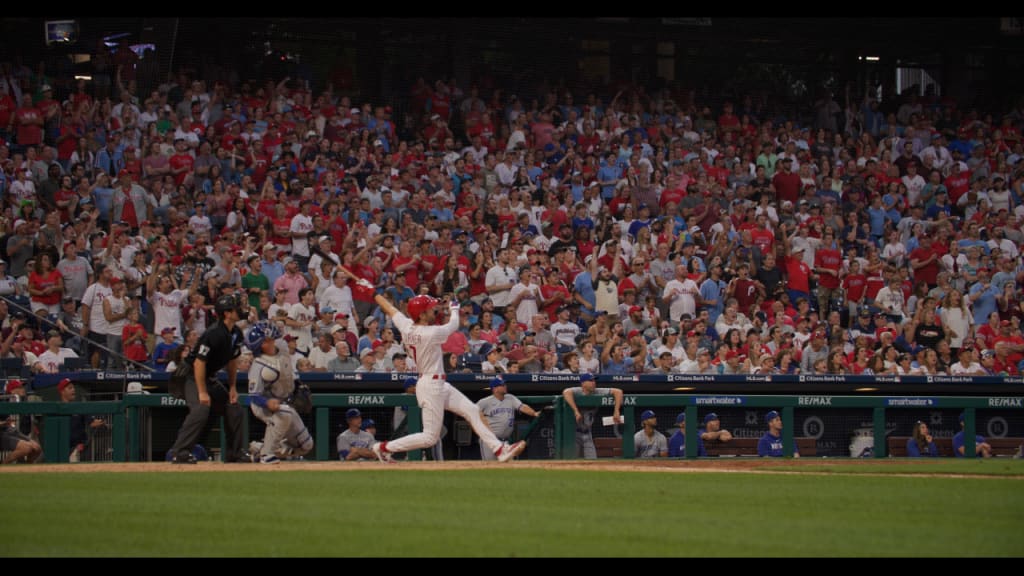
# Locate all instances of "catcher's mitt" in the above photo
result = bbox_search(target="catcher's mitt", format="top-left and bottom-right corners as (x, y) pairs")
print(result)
(290, 381), (313, 414)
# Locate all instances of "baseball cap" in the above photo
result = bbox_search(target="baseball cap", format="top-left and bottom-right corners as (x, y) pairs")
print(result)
(675, 412), (686, 424)
(704, 412), (719, 424)
(981, 349), (996, 359)
(640, 410), (656, 421)
(489, 376), (507, 389)
(57, 378), (73, 394)
(345, 408), (362, 419)
(4, 379), (24, 394)
(627, 329), (641, 339)
(765, 410), (780, 424)
(477, 343), (494, 357)
(628, 305), (642, 315)
(403, 376), (417, 390)
(361, 418), (376, 430)
(126, 381), (150, 395)
(161, 327), (176, 335)
(580, 372), (595, 383)
(958, 412), (966, 424)
(359, 348), (373, 359)
(263, 242), (277, 252)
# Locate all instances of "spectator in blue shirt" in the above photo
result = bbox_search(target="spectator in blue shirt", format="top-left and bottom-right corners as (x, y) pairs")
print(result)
(597, 152), (622, 201)
(906, 421), (939, 457)
(968, 268), (1000, 326)
(699, 263), (726, 326)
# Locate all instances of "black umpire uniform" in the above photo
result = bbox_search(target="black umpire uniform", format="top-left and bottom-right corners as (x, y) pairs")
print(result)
(169, 293), (247, 463)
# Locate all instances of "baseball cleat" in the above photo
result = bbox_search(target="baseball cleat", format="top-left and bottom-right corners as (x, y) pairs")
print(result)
(260, 454), (281, 465)
(371, 442), (394, 464)
(496, 440), (526, 462)
(172, 452), (198, 465)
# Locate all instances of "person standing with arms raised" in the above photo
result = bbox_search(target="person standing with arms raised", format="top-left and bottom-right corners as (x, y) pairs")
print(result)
(368, 288), (526, 463)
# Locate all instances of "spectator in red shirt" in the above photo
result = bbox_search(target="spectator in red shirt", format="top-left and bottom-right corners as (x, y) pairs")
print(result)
(814, 230), (843, 315)
(782, 237), (812, 306)
(992, 320), (1024, 369)
(908, 235), (941, 289)
(11, 94), (43, 150)
(771, 157), (801, 204)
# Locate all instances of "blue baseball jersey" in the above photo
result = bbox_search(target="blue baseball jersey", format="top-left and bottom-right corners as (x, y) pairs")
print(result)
(952, 431), (986, 457)
(757, 431), (798, 457)
(668, 429), (706, 457)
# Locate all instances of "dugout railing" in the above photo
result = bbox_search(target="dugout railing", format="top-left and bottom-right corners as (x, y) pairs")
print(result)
(4, 392), (1022, 462)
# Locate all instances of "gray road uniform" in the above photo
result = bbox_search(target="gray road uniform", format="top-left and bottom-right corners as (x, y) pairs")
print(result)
(633, 429), (668, 458)
(477, 393), (524, 460)
(336, 428), (376, 460)
(565, 386), (615, 459)
(248, 340), (313, 459)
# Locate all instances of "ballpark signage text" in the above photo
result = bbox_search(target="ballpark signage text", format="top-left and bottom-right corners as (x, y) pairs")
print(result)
(988, 397), (1023, 407)
(347, 395), (385, 405)
(799, 396), (833, 406)
(693, 396), (746, 405)
(886, 397), (937, 406)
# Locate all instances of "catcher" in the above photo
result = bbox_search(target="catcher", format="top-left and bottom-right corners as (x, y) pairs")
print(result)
(246, 320), (314, 464)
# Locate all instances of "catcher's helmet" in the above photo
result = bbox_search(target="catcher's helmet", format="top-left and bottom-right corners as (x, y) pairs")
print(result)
(245, 321), (283, 353)
(215, 293), (244, 315)
(406, 295), (440, 323)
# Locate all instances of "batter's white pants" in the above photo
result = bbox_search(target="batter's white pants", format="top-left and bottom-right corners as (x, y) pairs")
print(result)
(385, 376), (503, 456)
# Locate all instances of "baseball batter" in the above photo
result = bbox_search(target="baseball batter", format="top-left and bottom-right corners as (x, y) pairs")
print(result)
(476, 375), (541, 460)
(246, 320), (314, 464)
(369, 290), (526, 463)
(336, 408), (377, 461)
(561, 373), (623, 459)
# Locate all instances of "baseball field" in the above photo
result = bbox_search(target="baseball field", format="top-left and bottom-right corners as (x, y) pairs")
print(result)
(1, 458), (1022, 557)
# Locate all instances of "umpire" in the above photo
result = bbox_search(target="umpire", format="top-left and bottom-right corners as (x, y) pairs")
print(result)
(169, 293), (247, 464)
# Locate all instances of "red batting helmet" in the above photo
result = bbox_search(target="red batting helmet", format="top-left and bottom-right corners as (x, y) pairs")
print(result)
(407, 295), (440, 323)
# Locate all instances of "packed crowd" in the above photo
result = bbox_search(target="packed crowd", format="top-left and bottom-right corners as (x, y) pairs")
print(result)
(0, 56), (1023, 379)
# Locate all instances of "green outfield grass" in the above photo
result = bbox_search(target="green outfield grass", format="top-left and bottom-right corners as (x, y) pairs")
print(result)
(764, 459), (1024, 476)
(1, 467), (1022, 557)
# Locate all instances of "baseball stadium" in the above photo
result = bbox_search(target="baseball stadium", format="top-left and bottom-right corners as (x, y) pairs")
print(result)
(1, 18), (1023, 557)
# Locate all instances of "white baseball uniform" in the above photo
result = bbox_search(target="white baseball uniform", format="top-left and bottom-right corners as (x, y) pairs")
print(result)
(384, 304), (505, 456)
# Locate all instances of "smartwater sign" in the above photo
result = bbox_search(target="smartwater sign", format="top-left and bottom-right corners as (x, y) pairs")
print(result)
(886, 398), (937, 406)
(693, 396), (746, 405)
